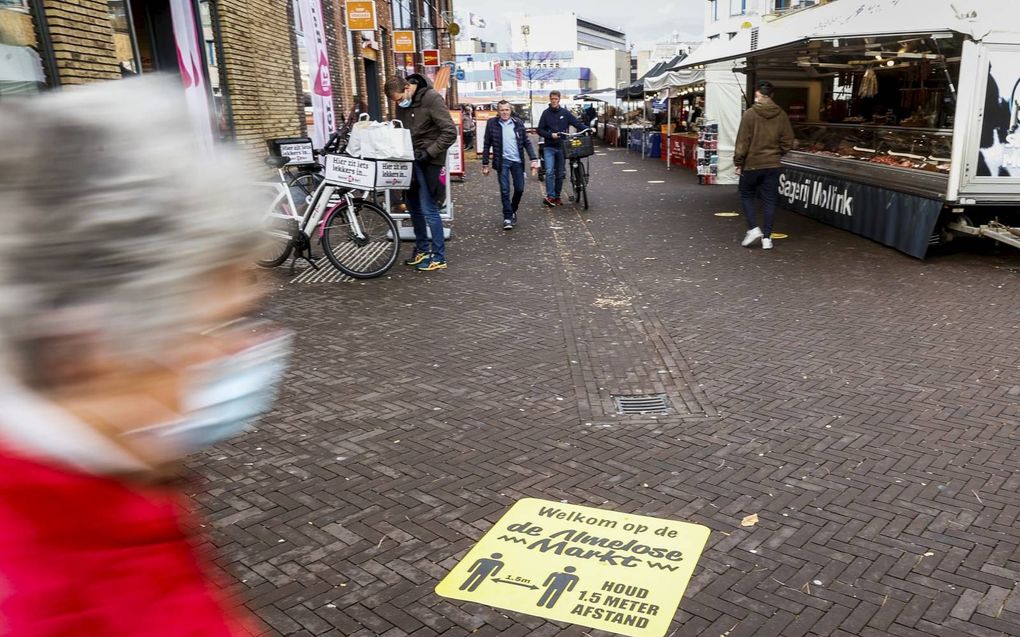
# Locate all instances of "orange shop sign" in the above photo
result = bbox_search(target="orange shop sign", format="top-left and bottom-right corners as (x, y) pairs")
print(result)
(393, 30), (416, 53)
(345, 0), (377, 31)
(422, 49), (440, 66)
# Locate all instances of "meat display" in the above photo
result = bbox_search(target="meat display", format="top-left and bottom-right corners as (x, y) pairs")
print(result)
(795, 124), (953, 174)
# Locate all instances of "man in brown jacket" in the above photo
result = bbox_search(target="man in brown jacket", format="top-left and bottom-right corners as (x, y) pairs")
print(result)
(385, 74), (458, 271)
(733, 81), (795, 250)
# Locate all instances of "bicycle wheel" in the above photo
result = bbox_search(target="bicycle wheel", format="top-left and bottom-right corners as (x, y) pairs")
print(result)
(320, 200), (399, 278)
(288, 171), (322, 210)
(577, 163), (589, 210)
(255, 195), (297, 267)
(571, 163), (583, 207)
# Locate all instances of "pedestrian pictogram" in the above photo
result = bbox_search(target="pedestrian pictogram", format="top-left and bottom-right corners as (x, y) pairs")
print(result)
(435, 498), (710, 637)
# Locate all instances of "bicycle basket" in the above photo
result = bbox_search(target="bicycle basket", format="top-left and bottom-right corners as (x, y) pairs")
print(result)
(563, 134), (594, 159)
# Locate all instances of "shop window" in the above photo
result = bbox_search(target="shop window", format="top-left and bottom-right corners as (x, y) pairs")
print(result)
(729, 0), (746, 15)
(108, 0), (140, 75)
(0, 0), (45, 95)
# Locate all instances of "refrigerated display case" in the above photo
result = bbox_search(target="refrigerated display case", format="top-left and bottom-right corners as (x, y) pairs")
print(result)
(784, 124), (954, 199)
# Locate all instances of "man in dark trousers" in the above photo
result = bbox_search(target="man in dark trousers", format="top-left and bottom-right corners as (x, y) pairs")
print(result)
(734, 81), (795, 250)
(537, 90), (585, 206)
(481, 100), (540, 230)
(385, 74), (458, 271)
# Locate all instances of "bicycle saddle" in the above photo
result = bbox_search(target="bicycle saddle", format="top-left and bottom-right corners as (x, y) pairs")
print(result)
(264, 156), (290, 168)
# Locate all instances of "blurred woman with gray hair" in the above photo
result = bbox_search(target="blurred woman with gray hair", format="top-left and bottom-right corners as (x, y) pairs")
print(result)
(0, 77), (290, 635)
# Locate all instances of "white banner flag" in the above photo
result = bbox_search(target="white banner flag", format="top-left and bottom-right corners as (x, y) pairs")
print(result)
(299, 0), (336, 148)
(169, 0), (214, 152)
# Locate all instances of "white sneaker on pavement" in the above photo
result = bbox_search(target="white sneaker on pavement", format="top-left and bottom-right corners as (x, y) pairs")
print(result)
(762, 237), (773, 250)
(742, 227), (764, 247)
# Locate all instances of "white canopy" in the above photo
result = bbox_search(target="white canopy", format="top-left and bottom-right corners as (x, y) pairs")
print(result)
(681, 0), (1011, 68)
(643, 68), (704, 93)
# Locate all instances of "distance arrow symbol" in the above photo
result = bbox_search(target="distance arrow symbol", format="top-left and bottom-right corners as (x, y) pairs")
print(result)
(491, 578), (539, 590)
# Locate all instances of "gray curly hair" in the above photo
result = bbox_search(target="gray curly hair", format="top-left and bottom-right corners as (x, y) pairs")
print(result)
(0, 77), (261, 386)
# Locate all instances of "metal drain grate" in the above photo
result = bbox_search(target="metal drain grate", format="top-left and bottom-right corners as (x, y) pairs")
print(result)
(613, 394), (669, 415)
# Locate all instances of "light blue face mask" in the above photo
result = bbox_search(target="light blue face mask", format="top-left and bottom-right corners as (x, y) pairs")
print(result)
(398, 97), (412, 108)
(124, 328), (293, 456)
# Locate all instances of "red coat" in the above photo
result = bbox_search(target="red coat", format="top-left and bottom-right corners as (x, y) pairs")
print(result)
(0, 448), (252, 636)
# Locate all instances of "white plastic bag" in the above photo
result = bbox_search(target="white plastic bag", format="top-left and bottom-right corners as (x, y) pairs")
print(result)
(347, 119), (414, 160)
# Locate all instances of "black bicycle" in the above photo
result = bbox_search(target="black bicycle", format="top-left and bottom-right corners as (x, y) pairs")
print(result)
(562, 129), (594, 210)
(536, 129), (594, 209)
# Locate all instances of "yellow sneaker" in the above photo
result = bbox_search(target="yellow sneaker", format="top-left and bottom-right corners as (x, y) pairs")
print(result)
(416, 257), (447, 271)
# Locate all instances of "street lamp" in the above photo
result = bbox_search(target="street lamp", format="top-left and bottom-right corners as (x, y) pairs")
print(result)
(521, 24), (533, 124)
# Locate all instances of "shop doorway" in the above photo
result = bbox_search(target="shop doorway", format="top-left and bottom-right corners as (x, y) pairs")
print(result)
(364, 58), (381, 120)
(130, 0), (177, 74)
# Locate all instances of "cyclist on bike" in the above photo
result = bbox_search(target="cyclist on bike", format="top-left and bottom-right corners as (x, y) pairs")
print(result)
(537, 90), (586, 207)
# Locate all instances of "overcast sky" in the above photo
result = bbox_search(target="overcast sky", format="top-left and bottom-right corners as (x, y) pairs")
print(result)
(453, 0), (706, 52)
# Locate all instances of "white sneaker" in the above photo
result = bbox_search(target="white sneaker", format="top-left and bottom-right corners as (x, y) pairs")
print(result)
(761, 237), (773, 250)
(741, 227), (763, 247)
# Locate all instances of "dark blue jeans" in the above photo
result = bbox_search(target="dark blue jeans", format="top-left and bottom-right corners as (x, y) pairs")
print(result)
(498, 160), (525, 218)
(739, 167), (782, 238)
(407, 160), (445, 262)
(543, 145), (565, 198)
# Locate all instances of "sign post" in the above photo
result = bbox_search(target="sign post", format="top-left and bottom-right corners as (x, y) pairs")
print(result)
(393, 30), (416, 54)
(344, 0), (377, 31)
(448, 109), (464, 179)
(436, 498), (709, 637)
(422, 48), (440, 67)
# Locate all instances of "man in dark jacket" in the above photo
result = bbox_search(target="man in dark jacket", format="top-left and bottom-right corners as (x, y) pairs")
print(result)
(482, 100), (539, 229)
(537, 90), (585, 206)
(385, 74), (458, 271)
(733, 81), (795, 250)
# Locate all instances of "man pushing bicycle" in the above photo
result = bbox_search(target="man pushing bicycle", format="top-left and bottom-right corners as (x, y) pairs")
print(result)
(537, 90), (586, 207)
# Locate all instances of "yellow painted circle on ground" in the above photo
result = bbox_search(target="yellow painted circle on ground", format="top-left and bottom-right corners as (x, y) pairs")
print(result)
(771, 233), (789, 239)
(714, 212), (739, 217)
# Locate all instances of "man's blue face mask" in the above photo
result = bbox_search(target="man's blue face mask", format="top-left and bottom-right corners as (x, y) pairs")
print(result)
(398, 97), (412, 108)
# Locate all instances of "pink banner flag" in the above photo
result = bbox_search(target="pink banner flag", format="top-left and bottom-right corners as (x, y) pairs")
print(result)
(169, 0), (214, 151)
(299, 0), (336, 148)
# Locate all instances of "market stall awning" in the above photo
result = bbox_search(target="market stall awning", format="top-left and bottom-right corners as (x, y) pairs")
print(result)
(680, 0), (1006, 69)
(617, 54), (686, 100)
(644, 68), (704, 93)
(574, 88), (618, 102)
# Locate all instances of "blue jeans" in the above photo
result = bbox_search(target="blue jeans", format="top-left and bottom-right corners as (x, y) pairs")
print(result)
(498, 160), (525, 218)
(543, 145), (565, 198)
(407, 160), (445, 262)
(739, 167), (782, 238)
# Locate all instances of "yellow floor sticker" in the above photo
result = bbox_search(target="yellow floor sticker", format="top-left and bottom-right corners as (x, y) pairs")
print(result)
(771, 232), (789, 239)
(435, 498), (710, 637)
(714, 212), (740, 217)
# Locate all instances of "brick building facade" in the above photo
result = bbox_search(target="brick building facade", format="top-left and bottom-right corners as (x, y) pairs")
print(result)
(1, 0), (458, 157)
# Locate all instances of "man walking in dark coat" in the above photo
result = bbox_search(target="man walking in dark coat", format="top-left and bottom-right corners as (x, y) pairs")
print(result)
(537, 90), (585, 206)
(481, 100), (539, 229)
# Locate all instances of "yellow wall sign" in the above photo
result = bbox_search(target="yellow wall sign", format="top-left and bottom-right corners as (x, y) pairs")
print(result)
(393, 29), (416, 53)
(344, 0), (377, 31)
(435, 498), (710, 637)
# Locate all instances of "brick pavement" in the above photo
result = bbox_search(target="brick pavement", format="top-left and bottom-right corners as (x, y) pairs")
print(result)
(188, 145), (1020, 636)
